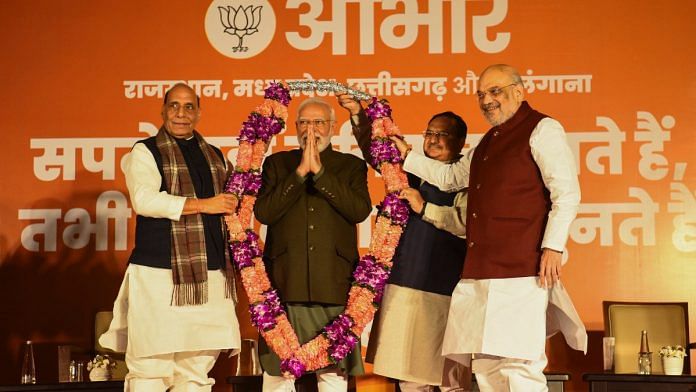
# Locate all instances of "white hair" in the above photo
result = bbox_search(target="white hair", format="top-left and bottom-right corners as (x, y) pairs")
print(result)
(296, 97), (336, 121)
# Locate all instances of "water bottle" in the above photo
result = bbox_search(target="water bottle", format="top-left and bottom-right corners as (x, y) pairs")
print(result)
(69, 360), (77, 382)
(638, 330), (652, 374)
(76, 361), (85, 382)
(20, 340), (36, 384)
(236, 339), (262, 376)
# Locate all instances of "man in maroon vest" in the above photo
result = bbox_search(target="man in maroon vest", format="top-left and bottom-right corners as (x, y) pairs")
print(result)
(394, 64), (586, 391)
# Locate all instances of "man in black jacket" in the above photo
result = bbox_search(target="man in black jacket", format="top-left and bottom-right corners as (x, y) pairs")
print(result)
(254, 97), (372, 392)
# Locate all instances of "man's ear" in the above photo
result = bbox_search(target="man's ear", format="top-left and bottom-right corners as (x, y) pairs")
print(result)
(514, 84), (525, 100)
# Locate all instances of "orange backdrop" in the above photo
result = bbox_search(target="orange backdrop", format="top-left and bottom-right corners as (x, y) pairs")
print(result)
(1, 1), (694, 390)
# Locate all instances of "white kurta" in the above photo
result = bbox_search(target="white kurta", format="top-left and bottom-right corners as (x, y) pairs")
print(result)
(367, 284), (454, 385)
(99, 141), (241, 358)
(402, 112), (587, 362)
(442, 278), (585, 364)
(100, 264), (241, 358)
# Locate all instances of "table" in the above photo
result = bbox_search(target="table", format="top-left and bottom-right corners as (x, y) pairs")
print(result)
(0, 381), (123, 392)
(583, 373), (696, 391)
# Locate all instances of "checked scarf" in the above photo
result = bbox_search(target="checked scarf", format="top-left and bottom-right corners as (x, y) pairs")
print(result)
(156, 127), (237, 306)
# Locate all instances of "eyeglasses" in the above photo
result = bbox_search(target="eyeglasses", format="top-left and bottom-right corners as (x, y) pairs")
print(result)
(475, 83), (517, 100)
(296, 119), (332, 129)
(423, 130), (451, 139)
(166, 102), (197, 113)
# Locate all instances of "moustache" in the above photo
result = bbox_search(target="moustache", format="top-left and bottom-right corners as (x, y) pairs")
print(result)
(301, 135), (321, 143)
(481, 102), (499, 111)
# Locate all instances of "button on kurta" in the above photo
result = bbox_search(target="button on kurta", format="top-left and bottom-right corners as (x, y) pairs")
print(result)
(308, 206), (314, 212)
(309, 225), (315, 230)
(472, 212), (478, 218)
(309, 245), (315, 251)
(468, 242), (475, 248)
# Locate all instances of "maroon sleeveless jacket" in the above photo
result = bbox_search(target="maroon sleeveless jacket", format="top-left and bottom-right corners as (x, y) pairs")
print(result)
(463, 102), (551, 279)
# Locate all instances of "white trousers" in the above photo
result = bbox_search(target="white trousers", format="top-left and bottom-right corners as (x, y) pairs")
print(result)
(399, 358), (472, 392)
(262, 369), (347, 392)
(471, 353), (547, 392)
(124, 349), (220, 392)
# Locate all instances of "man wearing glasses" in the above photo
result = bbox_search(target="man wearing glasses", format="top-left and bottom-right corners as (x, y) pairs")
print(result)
(254, 98), (372, 391)
(393, 64), (586, 391)
(338, 93), (471, 392)
(100, 83), (241, 391)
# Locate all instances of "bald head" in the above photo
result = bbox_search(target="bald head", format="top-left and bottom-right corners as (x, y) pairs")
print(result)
(164, 83), (200, 107)
(479, 64), (523, 85)
(476, 64), (525, 126)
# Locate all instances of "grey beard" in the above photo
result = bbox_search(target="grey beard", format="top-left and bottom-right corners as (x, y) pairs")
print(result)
(298, 136), (330, 152)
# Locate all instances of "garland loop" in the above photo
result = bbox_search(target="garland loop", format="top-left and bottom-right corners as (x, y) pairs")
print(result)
(224, 82), (409, 378)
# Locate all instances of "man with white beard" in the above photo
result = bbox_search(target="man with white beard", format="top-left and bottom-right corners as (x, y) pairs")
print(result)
(254, 98), (372, 391)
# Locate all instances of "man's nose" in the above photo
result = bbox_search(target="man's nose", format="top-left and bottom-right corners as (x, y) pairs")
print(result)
(481, 92), (495, 104)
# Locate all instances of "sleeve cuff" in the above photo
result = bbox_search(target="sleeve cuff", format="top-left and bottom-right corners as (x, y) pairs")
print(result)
(169, 195), (188, 221)
(295, 172), (308, 183)
(312, 166), (325, 181)
(351, 114), (361, 125)
(418, 201), (428, 217)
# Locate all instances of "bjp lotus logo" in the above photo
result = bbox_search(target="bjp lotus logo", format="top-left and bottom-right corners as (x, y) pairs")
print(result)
(218, 5), (262, 52)
(205, 0), (276, 59)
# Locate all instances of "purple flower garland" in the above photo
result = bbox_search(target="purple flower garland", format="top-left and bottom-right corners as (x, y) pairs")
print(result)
(227, 82), (412, 378)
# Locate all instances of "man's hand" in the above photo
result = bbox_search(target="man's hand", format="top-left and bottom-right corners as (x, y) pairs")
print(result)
(297, 146), (310, 178)
(297, 128), (322, 177)
(307, 128), (322, 174)
(399, 188), (425, 215)
(186, 193), (237, 215)
(538, 248), (563, 288)
(389, 135), (412, 160)
(336, 93), (362, 116)
(204, 193), (237, 214)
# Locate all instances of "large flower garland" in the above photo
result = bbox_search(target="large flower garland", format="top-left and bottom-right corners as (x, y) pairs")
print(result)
(224, 82), (410, 378)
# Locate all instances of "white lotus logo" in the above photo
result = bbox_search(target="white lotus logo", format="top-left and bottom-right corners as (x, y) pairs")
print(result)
(206, 0), (275, 59)
(218, 5), (262, 52)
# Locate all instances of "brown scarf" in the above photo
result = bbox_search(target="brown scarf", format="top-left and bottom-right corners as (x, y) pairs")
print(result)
(155, 127), (237, 306)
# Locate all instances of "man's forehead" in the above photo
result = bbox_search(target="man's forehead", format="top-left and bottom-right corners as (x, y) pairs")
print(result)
(166, 86), (197, 102)
(428, 116), (454, 129)
(478, 70), (513, 89)
(298, 104), (329, 118)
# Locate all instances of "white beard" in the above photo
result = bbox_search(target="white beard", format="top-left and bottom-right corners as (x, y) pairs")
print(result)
(298, 134), (331, 152)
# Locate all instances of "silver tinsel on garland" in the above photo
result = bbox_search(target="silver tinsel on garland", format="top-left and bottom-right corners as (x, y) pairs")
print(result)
(287, 80), (372, 101)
